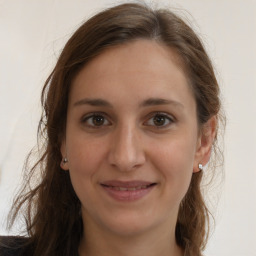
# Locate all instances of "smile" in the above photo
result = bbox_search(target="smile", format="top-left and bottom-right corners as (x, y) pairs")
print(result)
(106, 185), (151, 191)
(100, 181), (157, 201)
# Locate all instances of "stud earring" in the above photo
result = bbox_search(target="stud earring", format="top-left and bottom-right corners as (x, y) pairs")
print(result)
(198, 163), (203, 172)
(63, 158), (68, 164)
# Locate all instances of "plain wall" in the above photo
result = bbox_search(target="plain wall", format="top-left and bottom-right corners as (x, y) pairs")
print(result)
(0, 0), (255, 255)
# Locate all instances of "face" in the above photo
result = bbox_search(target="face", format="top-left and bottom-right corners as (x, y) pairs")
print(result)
(61, 40), (209, 237)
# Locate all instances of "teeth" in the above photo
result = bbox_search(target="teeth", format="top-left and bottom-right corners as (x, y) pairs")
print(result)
(128, 187), (136, 191)
(110, 185), (150, 191)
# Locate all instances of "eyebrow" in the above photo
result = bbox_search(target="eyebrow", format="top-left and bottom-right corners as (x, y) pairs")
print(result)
(73, 98), (112, 107)
(73, 97), (184, 109)
(140, 98), (184, 109)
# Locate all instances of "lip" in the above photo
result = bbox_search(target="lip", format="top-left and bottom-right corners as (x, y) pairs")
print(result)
(100, 180), (157, 202)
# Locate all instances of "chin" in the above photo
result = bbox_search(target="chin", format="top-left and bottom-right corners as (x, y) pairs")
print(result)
(99, 210), (168, 237)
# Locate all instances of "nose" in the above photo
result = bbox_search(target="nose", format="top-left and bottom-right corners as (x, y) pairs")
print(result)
(107, 123), (146, 172)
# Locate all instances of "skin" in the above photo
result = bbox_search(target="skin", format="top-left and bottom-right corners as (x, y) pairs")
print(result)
(61, 40), (216, 256)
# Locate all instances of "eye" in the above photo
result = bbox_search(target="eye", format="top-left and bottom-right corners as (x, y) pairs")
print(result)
(81, 113), (111, 128)
(144, 113), (174, 128)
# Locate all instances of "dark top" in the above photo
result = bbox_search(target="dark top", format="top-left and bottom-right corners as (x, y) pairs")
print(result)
(0, 236), (32, 256)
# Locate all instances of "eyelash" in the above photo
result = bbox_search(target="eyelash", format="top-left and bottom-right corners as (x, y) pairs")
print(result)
(81, 112), (111, 128)
(81, 112), (175, 129)
(144, 112), (175, 128)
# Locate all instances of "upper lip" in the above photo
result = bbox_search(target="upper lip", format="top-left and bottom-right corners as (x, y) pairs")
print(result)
(100, 180), (156, 188)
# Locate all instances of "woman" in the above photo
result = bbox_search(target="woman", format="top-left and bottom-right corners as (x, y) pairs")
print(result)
(0, 2), (223, 256)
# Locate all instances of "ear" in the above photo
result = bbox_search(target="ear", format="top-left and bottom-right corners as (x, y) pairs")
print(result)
(193, 116), (217, 173)
(60, 139), (69, 171)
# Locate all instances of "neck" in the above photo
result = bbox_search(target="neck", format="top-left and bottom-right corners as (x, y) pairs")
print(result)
(78, 220), (183, 256)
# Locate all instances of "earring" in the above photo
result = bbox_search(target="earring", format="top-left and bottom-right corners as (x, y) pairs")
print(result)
(198, 163), (203, 172)
(63, 158), (68, 164)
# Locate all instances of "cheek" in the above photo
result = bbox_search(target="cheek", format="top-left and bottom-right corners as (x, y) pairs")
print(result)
(153, 134), (196, 170)
(150, 136), (196, 196)
(66, 135), (107, 189)
(66, 138), (108, 211)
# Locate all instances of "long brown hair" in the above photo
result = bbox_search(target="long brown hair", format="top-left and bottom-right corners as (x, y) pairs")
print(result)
(7, 2), (223, 256)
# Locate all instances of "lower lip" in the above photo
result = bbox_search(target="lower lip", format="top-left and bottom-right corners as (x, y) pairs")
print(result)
(101, 185), (156, 202)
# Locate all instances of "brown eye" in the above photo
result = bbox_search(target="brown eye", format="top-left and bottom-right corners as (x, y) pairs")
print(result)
(92, 115), (105, 126)
(153, 115), (166, 126)
(82, 113), (111, 128)
(144, 113), (174, 128)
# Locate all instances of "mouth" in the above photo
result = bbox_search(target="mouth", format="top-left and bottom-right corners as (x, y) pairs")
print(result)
(101, 183), (156, 191)
(100, 181), (157, 201)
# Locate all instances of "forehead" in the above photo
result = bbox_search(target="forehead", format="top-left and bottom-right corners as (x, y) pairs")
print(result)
(69, 39), (195, 109)
(76, 39), (187, 83)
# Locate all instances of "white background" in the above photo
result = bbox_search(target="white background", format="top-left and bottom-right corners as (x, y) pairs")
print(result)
(0, 1), (255, 255)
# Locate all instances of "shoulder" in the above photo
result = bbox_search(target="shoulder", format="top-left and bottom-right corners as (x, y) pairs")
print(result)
(0, 236), (32, 256)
